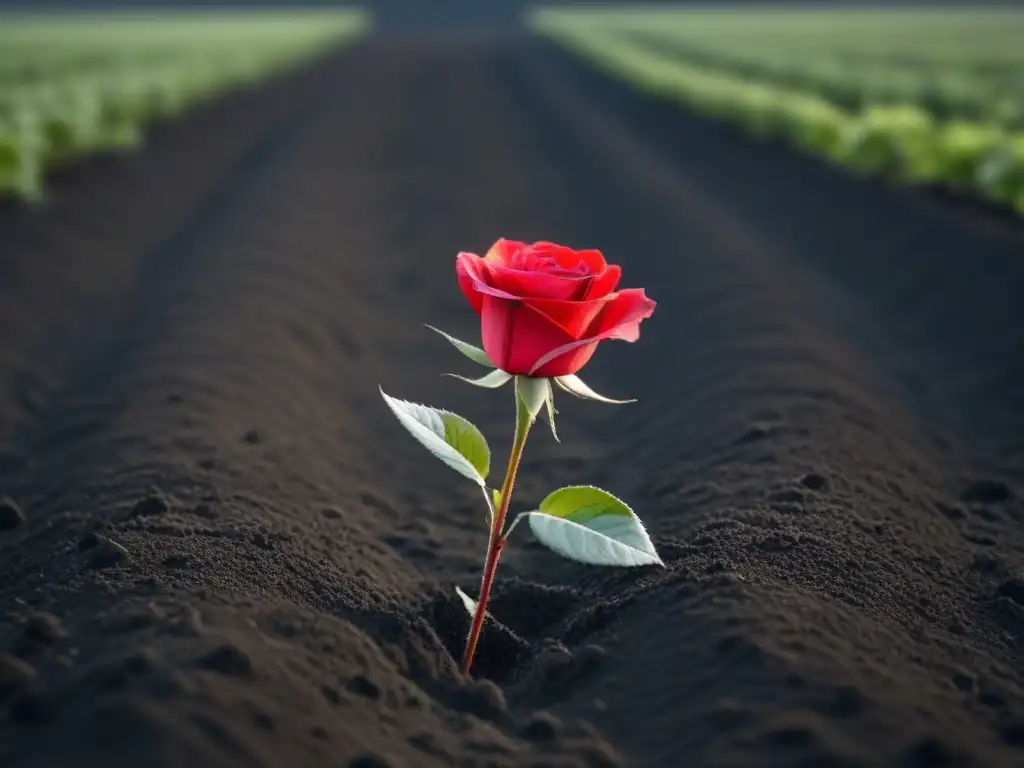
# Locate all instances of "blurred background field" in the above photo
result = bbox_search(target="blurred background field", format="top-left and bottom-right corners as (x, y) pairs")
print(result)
(532, 5), (1024, 214)
(2, 5), (1024, 768)
(1, 2), (1023, 213)
(0, 10), (368, 200)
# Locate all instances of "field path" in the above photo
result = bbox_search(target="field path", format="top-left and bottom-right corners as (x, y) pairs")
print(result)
(1, 35), (1023, 768)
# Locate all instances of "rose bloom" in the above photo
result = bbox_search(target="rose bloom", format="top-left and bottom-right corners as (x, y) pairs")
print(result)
(456, 239), (655, 378)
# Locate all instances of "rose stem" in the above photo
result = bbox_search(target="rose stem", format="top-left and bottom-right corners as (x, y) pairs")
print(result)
(460, 386), (532, 677)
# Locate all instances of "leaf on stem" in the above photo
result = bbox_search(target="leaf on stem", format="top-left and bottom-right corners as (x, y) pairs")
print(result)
(379, 387), (490, 486)
(426, 325), (494, 367)
(444, 369), (512, 389)
(554, 374), (635, 404)
(526, 486), (663, 567)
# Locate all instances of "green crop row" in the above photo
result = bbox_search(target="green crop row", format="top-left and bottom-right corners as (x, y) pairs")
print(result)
(548, 8), (1024, 67)
(0, 12), (369, 202)
(530, 12), (1024, 216)
(588, 7), (1024, 129)
(614, 30), (1023, 129)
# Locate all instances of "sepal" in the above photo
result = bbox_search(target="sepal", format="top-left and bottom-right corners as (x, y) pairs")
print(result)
(555, 374), (635, 404)
(426, 325), (494, 367)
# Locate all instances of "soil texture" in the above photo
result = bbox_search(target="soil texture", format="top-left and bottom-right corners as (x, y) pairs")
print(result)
(1, 34), (1023, 768)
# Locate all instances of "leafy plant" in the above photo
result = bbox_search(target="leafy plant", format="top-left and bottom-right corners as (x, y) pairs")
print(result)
(531, 8), (1024, 216)
(0, 10), (370, 202)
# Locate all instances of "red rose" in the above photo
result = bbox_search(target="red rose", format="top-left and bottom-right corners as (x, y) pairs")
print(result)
(455, 239), (655, 378)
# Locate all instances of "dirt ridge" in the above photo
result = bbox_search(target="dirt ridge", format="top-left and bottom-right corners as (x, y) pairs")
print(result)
(1, 35), (1022, 768)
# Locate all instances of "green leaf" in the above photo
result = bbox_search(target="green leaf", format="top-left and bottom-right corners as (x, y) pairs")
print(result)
(527, 486), (663, 567)
(516, 376), (549, 424)
(444, 369), (512, 389)
(492, 488), (502, 510)
(426, 325), (494, 367)
(440, 413), (490, 479)
(379, 387), (489, 485)
(555, 374), (635, 404)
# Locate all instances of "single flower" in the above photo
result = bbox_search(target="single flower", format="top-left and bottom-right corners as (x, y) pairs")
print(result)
(382, 236), (662, 678)
(455, 239), (656, 377)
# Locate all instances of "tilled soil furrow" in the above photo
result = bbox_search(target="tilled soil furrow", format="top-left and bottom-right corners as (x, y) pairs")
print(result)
(0, 34), (1022, 768)
(0, 38), (627, 768)
(533, 43), (1024, 469)
(0, 52), (346, 455)
(487, 42), (1024, 767)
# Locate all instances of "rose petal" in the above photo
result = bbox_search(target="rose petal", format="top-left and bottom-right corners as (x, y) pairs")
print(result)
(531, 243), (579, 271)
(483, 238), (526, 266)
(457, 253), (530, 303)
(585, 264), (621, 299)
(587, 288), (656, 338)
(531, 243), (606, 274)
(489, 265), (592, 301)
(479, 294), (515, 371)
(457, 251), (500, 315)
(527, 289), (656, 376)
(481, 295), (577, 376)
(470, 277), (524, 301)
(521, 293), (616, 339)
(574, 249), (607, 274)
(525, 331), (615, 378)
(531, 342), (600, 379)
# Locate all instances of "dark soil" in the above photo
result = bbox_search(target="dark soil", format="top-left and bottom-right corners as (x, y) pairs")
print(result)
(1, 33), (1023, 768)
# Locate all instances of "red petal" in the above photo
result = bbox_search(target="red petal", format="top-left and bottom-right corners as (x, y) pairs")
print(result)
(575, 249), (607, 274)
(483, 238), (526, 266)
(479, 295), (516, 371)
(588, 288), (656, 338)
(535, 243), (579, 269)
(529, 242), (606, 276)
(585, 264), (621, 299)
(489, 265), (592, 301)
(526, 288), (656, 376)
(480, 296), (576, 375)
(455, 252), (489, 315)
(521, 294), (615, 339)
(531, 341), (600, 378)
